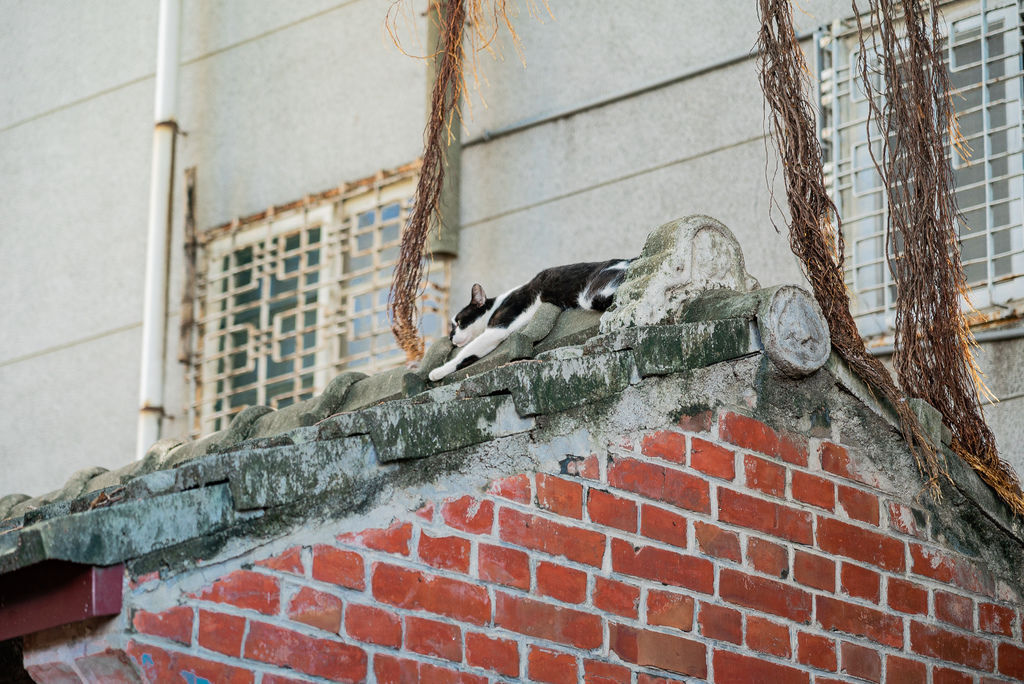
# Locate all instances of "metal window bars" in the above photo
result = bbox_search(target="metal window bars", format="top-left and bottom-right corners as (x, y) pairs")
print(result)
(190, 174), (450, 437)
(817, 0), (1024, 338)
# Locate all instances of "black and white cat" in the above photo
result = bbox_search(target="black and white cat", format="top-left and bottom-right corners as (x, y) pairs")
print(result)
(428, 259), (632, 381)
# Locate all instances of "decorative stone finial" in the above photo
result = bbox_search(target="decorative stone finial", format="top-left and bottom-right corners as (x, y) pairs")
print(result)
(600, 215), (760, 332)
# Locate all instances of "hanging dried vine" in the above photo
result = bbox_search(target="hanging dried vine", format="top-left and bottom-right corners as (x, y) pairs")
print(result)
(387, 0), (551, 363)
(755, 0), (945, 491)
(852, 0), (1023, 512)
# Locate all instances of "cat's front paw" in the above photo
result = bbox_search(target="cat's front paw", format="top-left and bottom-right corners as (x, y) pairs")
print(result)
(428, 365), (451, 382)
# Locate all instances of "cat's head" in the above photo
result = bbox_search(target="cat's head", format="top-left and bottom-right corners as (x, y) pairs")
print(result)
(449, 283), (491, 347)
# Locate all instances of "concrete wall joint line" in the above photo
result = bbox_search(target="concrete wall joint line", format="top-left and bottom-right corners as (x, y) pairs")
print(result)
(462, 30), (815, 148)
(0, 0), (365, 135)
(0, 321), (142, 368)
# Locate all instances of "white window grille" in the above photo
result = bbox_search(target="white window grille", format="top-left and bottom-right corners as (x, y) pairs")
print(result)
(818, 0), (1024, 337)
(191, 171), (450, 436)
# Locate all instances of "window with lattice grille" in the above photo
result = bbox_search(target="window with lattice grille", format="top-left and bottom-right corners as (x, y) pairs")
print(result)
(818, 0), (1024, 337)
(191, 171), (450, 436)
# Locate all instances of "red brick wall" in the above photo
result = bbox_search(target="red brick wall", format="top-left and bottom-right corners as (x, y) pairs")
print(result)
(27, 411), (1024, 683)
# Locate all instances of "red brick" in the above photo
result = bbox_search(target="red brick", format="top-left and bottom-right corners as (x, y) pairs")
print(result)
(744, 454), (785, 496)
(372, 562), (490, 624)
(608, 456), (710, 513)
(587, 489), (637, 532)
(720, 568), (811, 622)
(719, 412), (808, 466)
(609, 623), (707, 679)
(678, 410), (713, 432)
(936, 590), (974, 630)
(792, 470), (835, 510)
(979, 602), (1014, 636)
(374, 654), (418, 684)
(537, 561), (587, 603)
(583, 660), (631, 684)
(794, 550), (835, 592)
(885, 656), (926, 684)
(193, 570), (279, 615)
(478, 543), (530, 589)
(344, 603), (401, 647)
(841, 641), (881, 683)
(404, 615), (461, 662)
(418, 531), (471, 573)
(528, 646), (577, 684)
(311, 545), (365, 590)
(262, 676), (320, 684)
(132, 606), (192, 645)
(690, 437), (735, 480)
(998, 642), (1024, 679)
(641, 504), (688, 548)
(128, 571), (160, 589)
(499, 507), (605, 566)
(537, 474), (584, 518)
(933, 667), (973, 684)
(746, 615), (790, 657)
(637, 674), (691, 684)
(75, 651), (155, 684)
(887, 502), (926, 538)
(419, 663), (487, 684)
(840, 563), (880, 603)
(415, 501), (434, 521)
(593, 577), (640, 618)
(747, 537), (788, 578)
(647, 589), (694, 631)
(797, 631), (836, 671)
(611, 538), (714, 594)
(377, 657), (485, 684)
(488, 474), (532, 503)
(817, 596), (903, 648)
(694, 521), (741, 562)
(255, 546), (303, 574)
(336, 520), (412, 555)
(287, 586), (342, 633)
(910, 543), (994, 596)
(910, 621), (994, 670)
(441, 496), (494, 534)
(718, 488), (812, 544)
(817, 517), (905, 572)
(712, 649), (810, 684)
(564, 454), (600, 480)
(838, 485), (879, 525)
(198, 609), (245, 657)
(244, 620), (367, 681)
(465, 632), (519, 678)
(495, 592), (602, 648)
(641, 430), (687, 464)
(698, 603), (742, 644)
(887, 577), (928, 615)
(127, 642), (253, 684)
(819, 441), (878, 485)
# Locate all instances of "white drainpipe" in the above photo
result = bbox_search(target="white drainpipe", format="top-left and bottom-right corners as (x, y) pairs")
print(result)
(137, 0), (182, 459)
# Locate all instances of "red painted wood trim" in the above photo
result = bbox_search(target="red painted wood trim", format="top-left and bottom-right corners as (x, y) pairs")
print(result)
(0, 561), (123, 641)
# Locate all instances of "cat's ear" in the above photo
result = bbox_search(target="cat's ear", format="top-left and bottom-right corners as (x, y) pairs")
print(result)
(471, 283), (487, 307)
